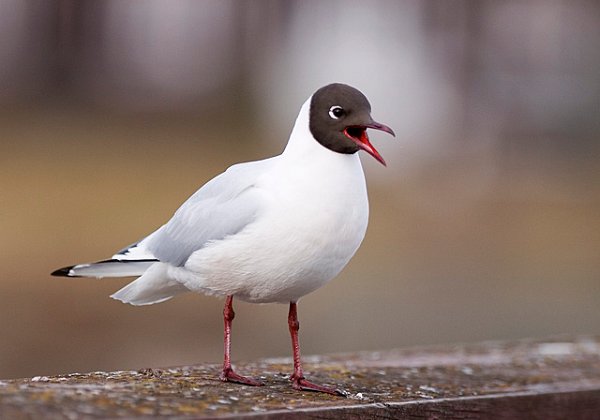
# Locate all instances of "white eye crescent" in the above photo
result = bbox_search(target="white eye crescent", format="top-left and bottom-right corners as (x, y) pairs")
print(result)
(328, 105), (345, 119)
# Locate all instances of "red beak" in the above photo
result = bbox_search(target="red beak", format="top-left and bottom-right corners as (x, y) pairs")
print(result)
(343, 121), (395, 166)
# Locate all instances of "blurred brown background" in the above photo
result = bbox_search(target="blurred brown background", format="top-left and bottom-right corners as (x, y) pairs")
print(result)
(1, 0), (599, 380)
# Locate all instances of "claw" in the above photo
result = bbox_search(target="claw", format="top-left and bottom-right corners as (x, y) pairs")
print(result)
(220, 367), (264, 387)
(291, 375), (345, 396)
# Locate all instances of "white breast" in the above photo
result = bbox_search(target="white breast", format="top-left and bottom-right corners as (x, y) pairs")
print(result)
(178, 154), (368, 303)
(172, 99), (370, 303)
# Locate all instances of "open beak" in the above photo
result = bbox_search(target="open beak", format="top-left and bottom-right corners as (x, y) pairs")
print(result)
(343, 120), (395, 166)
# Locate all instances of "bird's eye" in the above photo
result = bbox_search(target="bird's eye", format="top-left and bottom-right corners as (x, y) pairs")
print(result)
(328, 105), (345, 119)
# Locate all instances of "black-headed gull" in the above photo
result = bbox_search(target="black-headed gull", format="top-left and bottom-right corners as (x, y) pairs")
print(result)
(53, 83), (395, 395)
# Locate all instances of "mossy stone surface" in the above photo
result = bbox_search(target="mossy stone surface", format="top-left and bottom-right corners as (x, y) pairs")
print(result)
(1, 336), (599, 418)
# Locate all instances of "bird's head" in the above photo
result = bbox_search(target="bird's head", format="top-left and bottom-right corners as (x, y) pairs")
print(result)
(309, 83), (395, 165)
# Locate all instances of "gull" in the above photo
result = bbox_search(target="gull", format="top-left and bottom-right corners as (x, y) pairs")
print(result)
(52, 83), (395, 395)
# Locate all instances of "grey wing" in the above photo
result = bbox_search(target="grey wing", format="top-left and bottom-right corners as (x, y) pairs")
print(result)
(143, 158), (274, 267)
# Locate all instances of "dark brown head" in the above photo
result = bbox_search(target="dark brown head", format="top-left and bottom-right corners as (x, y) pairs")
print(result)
(309, 83), (395, 165)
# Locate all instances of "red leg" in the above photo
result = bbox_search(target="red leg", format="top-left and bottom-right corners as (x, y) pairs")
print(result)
(219, 295), (263, 386)
(288, 302), (342, 395)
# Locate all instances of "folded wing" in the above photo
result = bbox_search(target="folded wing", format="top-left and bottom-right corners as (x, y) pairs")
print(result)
(52, 158), (274, 278)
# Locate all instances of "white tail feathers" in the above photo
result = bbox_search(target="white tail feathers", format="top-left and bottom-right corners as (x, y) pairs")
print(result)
(56, 260), (156, 278)
(52, 259), (189, 305)
(110, 263), (189, 305)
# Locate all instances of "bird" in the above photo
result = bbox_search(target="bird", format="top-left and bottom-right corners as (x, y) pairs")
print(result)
(52, 83), (395, 395)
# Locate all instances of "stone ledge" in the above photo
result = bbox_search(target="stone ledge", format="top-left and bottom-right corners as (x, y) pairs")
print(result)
(1, 336), (599, 418)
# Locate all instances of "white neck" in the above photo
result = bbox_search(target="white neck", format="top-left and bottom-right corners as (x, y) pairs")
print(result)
(282, 97), (363, 169)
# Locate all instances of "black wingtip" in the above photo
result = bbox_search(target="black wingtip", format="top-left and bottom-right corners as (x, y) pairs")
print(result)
(51, 266), (75, 277)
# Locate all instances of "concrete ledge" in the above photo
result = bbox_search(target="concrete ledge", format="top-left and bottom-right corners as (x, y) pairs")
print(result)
(1, 336), (599, 418)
